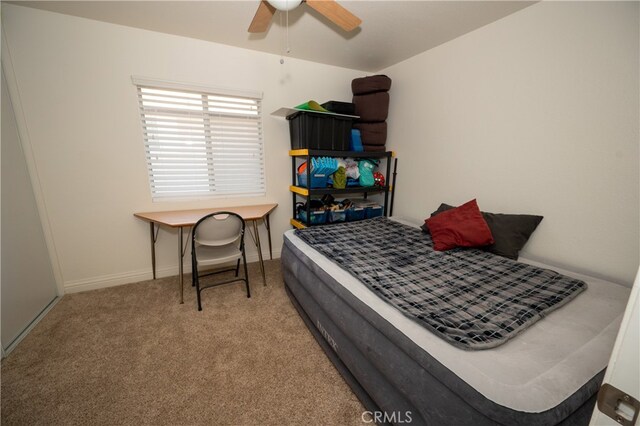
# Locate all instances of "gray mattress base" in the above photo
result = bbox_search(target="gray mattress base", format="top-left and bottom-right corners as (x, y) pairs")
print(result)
(284, 285), (388, 424)
(281, 238), (603, 426)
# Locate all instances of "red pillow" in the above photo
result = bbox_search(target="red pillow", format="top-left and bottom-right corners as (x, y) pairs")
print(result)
(424, 199), (494, 251)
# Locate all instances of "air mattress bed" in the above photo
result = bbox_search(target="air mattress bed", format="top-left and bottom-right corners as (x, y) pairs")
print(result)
(281, 220), (629, 425)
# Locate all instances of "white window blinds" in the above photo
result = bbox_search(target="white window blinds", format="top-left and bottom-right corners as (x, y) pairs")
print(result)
(133, 78), (265, 200)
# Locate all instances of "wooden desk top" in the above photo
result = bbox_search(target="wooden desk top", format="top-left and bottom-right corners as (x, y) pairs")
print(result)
(134, 203), (278, 227)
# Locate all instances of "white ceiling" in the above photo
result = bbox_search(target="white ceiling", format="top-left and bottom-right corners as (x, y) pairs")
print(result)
(13, 1), (536, 72)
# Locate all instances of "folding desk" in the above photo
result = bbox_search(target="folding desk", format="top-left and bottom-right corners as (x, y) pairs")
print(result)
(134, 203), (277, 303)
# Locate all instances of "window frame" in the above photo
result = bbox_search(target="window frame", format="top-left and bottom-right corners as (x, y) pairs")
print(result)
(132, 76), (266, 202)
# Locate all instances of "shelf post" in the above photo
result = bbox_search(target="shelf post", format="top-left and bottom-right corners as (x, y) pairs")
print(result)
(383, 152), (392, 216)
(292, 156), (297, 222)
(390, 157), (398, 217)
(306, 152), (311, 225)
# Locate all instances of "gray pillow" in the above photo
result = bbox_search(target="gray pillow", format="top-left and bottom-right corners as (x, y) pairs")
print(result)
(426, 204), (543, 260)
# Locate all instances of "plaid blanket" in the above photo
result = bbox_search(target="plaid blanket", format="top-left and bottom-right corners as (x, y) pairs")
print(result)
(294, 217), (587, 350)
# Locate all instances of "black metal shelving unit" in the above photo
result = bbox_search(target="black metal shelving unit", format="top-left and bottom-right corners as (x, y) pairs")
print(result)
(289, 149), (395, 228)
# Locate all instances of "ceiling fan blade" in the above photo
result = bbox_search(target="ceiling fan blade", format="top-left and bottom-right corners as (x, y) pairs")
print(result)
(305, 0), (362, 32)
(248, 0), (276, 33)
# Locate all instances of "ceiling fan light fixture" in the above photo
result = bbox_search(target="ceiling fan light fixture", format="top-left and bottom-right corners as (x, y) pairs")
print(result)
(249, 0), (361, 33)
(267, 0), (303, 12)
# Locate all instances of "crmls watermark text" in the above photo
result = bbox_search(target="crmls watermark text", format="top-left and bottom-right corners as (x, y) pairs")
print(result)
(316, 320), (337, 351)
(362, 411), (413, 424)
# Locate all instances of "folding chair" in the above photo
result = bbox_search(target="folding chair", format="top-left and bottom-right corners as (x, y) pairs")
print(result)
(191, 211), (250, 311)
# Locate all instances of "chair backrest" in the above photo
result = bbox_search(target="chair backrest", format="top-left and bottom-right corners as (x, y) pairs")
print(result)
(193, 212), (244, 247)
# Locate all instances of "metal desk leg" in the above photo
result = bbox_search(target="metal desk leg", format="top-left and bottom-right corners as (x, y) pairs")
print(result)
(252, 220), (266, 286)
(265, 214), (273, 260)
(178, 226), (184, 304)
(150, 222), (157, 279)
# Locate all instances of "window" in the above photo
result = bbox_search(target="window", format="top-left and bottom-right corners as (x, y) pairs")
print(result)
(133, 77), (265, 200)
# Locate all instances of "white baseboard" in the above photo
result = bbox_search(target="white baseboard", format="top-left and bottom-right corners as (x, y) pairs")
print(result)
(63, 249), (281, 294)
(64, 268), (154, 293)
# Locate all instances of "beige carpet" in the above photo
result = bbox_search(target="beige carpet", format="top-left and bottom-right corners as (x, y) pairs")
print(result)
(1, 261), (366, 425)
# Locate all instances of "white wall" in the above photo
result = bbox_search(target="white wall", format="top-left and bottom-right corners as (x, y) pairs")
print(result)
(2, 4), (365, 292)
(382, 1), (639, 285)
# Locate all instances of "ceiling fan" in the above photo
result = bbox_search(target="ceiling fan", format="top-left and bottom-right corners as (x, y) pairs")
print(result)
(248, 0), (362, 33)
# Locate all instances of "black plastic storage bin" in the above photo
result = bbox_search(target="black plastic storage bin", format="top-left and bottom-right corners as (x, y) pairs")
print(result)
(321, 101), (356, 115)
(287, 111), (352, 151)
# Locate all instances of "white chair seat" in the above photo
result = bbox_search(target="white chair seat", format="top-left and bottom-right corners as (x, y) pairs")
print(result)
(195, 244), (242, 267)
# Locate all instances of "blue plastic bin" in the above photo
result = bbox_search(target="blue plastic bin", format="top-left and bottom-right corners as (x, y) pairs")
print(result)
(297, 172), (329, 189)
(349, 129), (364, 152)
(297, 209), (327, 225)
(364, 205), (383, 219)
(328, 209), (346, 223)
(346, 207), (365, 222)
